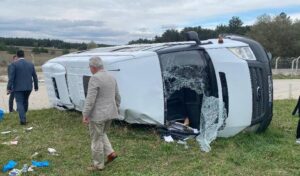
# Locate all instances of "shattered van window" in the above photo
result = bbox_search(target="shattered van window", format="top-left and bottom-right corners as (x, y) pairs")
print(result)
(160, 50), (208, 99)
(196, 96), (227, 152)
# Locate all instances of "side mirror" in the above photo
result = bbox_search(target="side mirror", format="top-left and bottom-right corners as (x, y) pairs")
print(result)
(186, 31), (201, 45)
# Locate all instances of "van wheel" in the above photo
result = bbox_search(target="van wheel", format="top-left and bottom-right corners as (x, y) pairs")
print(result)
(256, 116), (272, 133)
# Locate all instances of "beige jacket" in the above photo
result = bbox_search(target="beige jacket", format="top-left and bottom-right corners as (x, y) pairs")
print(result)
(82, 71), (121, 122)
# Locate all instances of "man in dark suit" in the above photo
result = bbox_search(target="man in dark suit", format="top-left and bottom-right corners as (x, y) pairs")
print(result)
(7, 50), (38, 125)
(7, 55), (17, 113)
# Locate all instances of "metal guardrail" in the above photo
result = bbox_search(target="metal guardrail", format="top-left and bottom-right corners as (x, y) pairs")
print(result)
(273, 56), (300, 75)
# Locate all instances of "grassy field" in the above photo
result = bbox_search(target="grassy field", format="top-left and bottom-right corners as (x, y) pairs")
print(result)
(0, 100), (300, 176)
(272, 74), (300, 79)
(0, 46), (78, 75)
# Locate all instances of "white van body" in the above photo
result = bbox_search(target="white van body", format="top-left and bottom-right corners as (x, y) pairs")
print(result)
(42, 37), (273, 138)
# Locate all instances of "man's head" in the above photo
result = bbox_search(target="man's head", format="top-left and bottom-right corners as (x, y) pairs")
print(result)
(16, 50), (25, 58)
(11, 55), (17, 62)
(89, 56), (104, 74)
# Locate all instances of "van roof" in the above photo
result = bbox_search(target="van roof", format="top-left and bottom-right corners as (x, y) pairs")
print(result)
(47, 38), (248, 65)
(66, 38), (248, 56)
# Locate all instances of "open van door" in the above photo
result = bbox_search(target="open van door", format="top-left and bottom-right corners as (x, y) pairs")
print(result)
(42, 62), (74, 109)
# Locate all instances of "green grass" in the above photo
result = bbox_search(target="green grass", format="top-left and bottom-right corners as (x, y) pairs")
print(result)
(0, 100), (300, 175)
(272, 74), (300, 79)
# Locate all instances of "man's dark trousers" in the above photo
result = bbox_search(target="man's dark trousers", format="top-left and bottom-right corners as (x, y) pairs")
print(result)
(14, 91), (31, 123)
(297, 119), (300, 139)
(8, 91), (15, 112)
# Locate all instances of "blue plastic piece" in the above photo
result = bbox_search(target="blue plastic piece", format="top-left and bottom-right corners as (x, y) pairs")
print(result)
(32, 160), (49, 167)
(2, 160), (17, 172)
(0, 109), (4, 121)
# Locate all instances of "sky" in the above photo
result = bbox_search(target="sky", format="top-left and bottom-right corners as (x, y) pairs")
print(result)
(0, 0), (300, 45)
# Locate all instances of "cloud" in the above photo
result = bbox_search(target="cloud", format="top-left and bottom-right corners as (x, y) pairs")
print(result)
(0, 0), (299, 44)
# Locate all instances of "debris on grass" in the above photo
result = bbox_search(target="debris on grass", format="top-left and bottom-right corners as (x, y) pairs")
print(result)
(1, 140), (18, 145)
(10, 141), (18, 145)
(31, 152), (39, 159)
(25, 127), (33, 132)
(8, 168), (21, 176)
(32, 160), (49, 168)
(0, 108), (4, 121)
(2, 160), (17, 172)
(48, 148), (58, 156)
(27, 166), (34, 172)
(1, 131), (11, 134)
(21, 164), (28, 173)
(163, 135), (174, 143)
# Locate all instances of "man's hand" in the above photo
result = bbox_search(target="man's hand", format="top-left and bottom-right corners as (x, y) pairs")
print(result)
(6, 90), (11, 95)
(82, 116), (90, 124)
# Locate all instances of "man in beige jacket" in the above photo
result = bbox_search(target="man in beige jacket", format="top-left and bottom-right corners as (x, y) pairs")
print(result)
(82, 56), (121, 171)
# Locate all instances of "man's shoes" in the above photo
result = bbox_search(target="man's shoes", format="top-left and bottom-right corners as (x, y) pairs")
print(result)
(9, 110), (16, 113)
(296, 138), (300, 144)
(106, 152), (118, 164)
(86, 165), (104, 171)
(20, 121), (27, 125)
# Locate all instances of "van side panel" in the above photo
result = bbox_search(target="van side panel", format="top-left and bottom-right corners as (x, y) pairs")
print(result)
(206, 48), (252, 137)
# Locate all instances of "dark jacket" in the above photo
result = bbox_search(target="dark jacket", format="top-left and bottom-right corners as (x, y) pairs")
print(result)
(7, 58), (38, 91)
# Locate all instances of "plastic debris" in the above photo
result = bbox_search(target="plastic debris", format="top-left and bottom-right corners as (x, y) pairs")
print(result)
(21, 164), (28, 173)
(8, 169), (21, 176)
(10, 141), (18, 145)
(1, 131), (11, 134)
(0, 108), (4, 121)
(31, 152), (39, 158)
(32, 160), (49, 168)
(27, 166), (34, 172)
(48, 148), (58, 155)
(2, 160), (17, 172)
(163, 135), (174, 143)
(1, 141), (18, 145)
(25, 127), (33, 132)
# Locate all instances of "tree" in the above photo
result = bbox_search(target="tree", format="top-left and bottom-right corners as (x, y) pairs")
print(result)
(156, 29), (183, 42)
(128, 38), (153, 44)
(87, 41), (98, 49)
(0, 42), (7, 51)
(6, 46), (19, 54)
(248, 12), (297, 57)
(229, 16), (243, 32)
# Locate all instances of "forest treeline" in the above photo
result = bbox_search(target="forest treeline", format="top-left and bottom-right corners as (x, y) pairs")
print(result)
(129, 12), (300, 57)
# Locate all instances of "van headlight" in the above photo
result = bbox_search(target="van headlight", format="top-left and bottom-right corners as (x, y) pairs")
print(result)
(228, 47), (256, 60)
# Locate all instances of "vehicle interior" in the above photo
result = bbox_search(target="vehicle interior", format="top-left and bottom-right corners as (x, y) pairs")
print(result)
(159, 50), (211, 130)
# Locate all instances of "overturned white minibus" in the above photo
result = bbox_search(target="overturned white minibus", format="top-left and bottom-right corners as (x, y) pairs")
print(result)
(42, 32), (273, 138)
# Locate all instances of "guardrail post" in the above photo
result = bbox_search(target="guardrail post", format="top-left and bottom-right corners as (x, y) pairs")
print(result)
(295, 56), (300, 74)
(275, 57), (280, 70)
(291, 58), (297, 75)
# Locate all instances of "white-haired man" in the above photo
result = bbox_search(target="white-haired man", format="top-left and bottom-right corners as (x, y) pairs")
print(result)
(82, 56), (121, 171)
